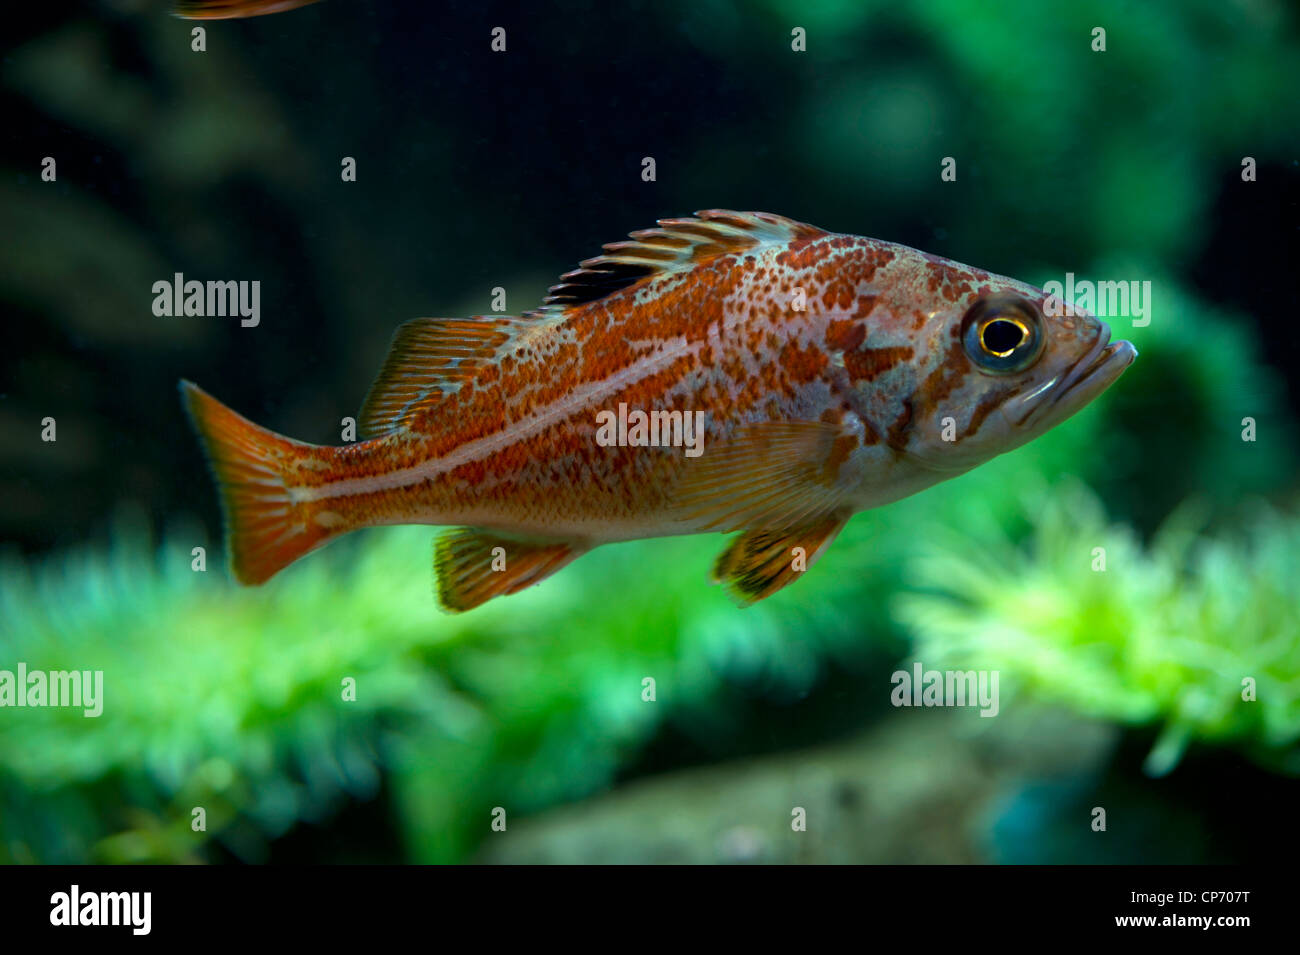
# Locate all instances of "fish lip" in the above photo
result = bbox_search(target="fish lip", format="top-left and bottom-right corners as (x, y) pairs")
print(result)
(1057, 338), (1137, 403)
(1018, 323), (1135, 427)
(1036, 339), (1137, 428)
(1050, 323), (1112, 405)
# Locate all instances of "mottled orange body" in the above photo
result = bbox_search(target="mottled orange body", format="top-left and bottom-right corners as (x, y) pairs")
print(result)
(183, 211), (1135, 610)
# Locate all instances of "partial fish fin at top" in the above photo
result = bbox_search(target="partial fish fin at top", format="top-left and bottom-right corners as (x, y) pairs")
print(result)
(359, 316), (533, 438)
(174, 0), (322, 18)
(712, 511), (850, 606)
(435, 529), (587, 613)
(542, 210), (826, 309)
(674, 420), (853, 532)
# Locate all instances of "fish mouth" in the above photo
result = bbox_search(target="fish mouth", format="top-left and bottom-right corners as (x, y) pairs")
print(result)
(1017, 323), (1138, 428)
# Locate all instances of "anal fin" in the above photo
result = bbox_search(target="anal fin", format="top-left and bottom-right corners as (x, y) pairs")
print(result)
(712, 511), (849, 606)
(435, 529), (585, 613)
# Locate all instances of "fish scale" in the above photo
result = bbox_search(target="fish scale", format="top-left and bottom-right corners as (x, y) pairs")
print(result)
(182, 210), (1136, 611)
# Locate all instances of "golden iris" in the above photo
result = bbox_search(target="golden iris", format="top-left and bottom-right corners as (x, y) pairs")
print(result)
(961, 295), (1045, 373)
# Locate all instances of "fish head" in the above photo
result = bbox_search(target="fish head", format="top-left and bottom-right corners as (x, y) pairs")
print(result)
(877, 262), (1137, 472)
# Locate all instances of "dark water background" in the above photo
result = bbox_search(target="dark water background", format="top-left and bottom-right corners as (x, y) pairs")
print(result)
(2, 0), (1298, 864)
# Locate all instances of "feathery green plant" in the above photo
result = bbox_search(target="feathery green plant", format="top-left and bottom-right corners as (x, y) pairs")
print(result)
(896, 484), (1300, 777)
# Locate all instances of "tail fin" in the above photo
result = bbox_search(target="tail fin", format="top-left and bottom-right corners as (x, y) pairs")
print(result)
(174, 0), (322, 19)
(180, 380), (329, 584)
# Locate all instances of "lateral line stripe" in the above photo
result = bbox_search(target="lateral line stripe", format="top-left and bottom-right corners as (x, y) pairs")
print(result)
(291, 335), (703, 503)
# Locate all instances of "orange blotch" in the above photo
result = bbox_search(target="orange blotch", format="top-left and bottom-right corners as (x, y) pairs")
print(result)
(821, 433), (857, 484)
(779, 339), (829, 385)
(825, 319), (866, 352)
(844, 346), (913, 383)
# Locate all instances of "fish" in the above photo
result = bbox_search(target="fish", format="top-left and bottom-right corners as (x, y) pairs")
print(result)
(180, 210), (1137, 611)
(174, 0), (322, 18)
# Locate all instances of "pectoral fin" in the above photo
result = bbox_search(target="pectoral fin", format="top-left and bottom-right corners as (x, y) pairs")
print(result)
(435, 530), (586, 613)
(675, 421), (854, 532)
(712, 511), (850, 606)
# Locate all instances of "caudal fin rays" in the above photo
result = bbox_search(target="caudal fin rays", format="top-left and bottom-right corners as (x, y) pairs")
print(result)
(180, 380), (333, 584)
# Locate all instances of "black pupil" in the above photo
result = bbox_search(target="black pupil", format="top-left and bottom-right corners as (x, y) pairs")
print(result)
(982, 318), (1024, 354)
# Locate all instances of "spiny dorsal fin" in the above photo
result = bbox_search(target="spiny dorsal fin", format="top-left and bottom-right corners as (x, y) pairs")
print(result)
(359, 316), (520, 439)
(542, 210), (826, 309)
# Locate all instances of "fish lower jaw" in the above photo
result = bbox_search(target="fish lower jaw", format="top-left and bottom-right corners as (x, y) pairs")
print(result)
(1036, 339), (1137, 428)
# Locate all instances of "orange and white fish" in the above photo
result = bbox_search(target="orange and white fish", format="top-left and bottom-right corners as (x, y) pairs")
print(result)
(181, 210), (1136, 611)
(174, 0), (321, 17)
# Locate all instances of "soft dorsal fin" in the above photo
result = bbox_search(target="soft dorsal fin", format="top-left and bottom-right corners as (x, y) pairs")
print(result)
(542, 210), (826, 308)
(359, 316), (522, 438)
(359, 212), (827, 437)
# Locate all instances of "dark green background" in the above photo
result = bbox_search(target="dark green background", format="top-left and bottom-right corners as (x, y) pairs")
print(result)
(1, 0), (1297, 863)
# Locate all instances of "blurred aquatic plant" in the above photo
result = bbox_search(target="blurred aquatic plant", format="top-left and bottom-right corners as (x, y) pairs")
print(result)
(0, 507), (905, 864)
(0, 516), (477, 863)
(1041, 266), (1298, 532)
(896, 484), (1300, 777)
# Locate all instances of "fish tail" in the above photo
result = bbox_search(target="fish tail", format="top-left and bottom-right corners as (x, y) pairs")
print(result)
(173, 0), (322, 19)
(180, 380), (331, 584)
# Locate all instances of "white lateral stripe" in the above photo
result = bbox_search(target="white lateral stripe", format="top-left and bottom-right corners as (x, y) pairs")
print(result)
(291, 335), (703, 503)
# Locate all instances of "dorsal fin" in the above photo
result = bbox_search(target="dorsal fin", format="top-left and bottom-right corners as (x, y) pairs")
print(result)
(542, 210), (826, 308)
(358, 316), (522, 438)
(359, 212), (827, 437)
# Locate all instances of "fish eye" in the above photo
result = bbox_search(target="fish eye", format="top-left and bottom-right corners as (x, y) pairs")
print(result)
(961, 295), (1045, 373)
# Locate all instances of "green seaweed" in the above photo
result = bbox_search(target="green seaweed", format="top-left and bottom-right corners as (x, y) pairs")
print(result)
(896, 483), (1300, 777)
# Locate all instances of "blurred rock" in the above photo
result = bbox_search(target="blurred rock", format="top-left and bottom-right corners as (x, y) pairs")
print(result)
(476, 706), (1115, 864)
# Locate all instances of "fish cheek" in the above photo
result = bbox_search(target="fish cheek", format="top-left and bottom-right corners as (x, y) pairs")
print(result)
(959, 383), (1021, 445)
(903, 334), (972, 440)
